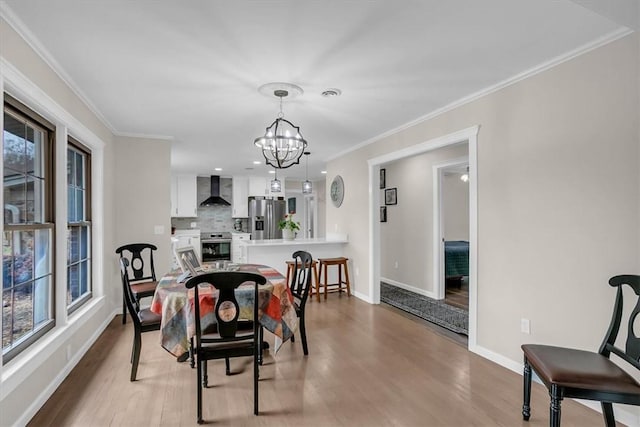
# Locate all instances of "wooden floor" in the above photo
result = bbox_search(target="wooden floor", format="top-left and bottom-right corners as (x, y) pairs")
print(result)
(29, 295), (606, 426)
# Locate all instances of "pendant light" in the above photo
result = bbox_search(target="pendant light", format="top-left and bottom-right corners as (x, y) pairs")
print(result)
(302, 151), (312, 194)
(270, 168), (282, 192)
(254, 83), (308, 169)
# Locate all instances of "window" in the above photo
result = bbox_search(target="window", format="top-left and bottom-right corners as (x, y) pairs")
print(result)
(2, 97), (55, 362)
(67, 141), (91, 312)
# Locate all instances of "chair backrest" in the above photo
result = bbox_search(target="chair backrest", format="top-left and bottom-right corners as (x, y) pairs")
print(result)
(185, 272), (267, 345)
(290, 250), (313, 308)
(119, 257), (142, 327)
(116, 243), (157, 283)
(599, 275), (640, 370)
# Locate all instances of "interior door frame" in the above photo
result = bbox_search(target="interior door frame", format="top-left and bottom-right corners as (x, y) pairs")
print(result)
(433, 157), (469, 301)
(368, 125), (479, 349)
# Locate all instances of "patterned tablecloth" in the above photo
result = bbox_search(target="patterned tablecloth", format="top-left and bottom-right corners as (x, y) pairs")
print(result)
(150, 264), (298, 357)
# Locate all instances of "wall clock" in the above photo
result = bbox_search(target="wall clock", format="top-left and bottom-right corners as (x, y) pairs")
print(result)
(330, 175), (344, 207)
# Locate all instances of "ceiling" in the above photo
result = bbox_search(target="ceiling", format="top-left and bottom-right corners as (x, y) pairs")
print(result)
(0, 1), (633, 180)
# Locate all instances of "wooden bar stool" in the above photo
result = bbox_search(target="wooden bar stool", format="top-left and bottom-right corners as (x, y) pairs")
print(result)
(317, 257), (351, 300)
(285, 259), (320, 302)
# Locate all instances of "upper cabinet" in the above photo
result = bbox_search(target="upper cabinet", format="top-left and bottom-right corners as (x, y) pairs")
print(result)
(232, 176), (249, 218)
(170, 175), (197, 217)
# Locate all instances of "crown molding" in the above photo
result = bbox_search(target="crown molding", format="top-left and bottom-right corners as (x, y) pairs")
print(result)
(327, 27), (632, 162)
(114, 131), (174, 141)
(0, 2), (117, 134)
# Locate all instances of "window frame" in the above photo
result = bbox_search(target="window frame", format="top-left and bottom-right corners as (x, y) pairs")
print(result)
(66, 138), (92, 314)
(2, 95), (56, 363)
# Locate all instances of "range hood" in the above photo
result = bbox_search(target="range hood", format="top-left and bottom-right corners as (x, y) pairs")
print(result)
(200, 176), (231, 206)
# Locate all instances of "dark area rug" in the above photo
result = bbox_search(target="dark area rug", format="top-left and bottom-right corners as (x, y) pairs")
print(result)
(380, 282), (468, 335)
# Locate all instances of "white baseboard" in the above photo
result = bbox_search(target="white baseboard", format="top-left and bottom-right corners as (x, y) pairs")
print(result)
(471, 344), (640, 426)
(14, 308), (119, 427)
(380, 277), (438, 299)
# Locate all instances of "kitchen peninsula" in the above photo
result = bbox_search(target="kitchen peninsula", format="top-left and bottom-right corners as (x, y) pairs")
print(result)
(239, 235), (348, 273)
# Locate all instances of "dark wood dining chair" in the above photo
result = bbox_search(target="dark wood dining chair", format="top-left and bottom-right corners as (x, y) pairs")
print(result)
(288, 250), (313, 355)
(521, 274), (640, 427)
(116, 243), (158, 324)
(119, 258), (161, 381)
(185, 271), (266, 424)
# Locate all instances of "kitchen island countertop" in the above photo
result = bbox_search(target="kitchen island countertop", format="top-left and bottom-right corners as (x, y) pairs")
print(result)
(239, 237), (347, 247)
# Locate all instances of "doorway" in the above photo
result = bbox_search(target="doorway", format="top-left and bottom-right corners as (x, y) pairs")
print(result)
(434, 159), (470, 309)
(369, 125), (479, 349)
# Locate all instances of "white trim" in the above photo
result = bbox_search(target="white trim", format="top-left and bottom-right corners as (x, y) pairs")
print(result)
(432, 156), (469, 301)
(12, 308), (119, 427)
(368, 125), (479, 349)
(329, 28), (631, 162)
(114, 131), (174, 141)
(0, 3), (117, 134)
(381, 277), (438, 300)
(473, 344), (640, 426)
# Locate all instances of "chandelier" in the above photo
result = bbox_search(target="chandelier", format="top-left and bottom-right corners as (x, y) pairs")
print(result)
(254, 87), (307, 169)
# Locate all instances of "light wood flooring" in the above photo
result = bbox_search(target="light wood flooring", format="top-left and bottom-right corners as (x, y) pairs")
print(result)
(29, 295), (606, 426)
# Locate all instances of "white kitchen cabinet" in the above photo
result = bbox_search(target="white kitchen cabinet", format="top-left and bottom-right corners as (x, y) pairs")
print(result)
(248, 175), (285, 198)
(232, 176), (249, 218)
(172, 231), (201, 265)
(231, 233), (250, 263)
(170, 175), (198, 217)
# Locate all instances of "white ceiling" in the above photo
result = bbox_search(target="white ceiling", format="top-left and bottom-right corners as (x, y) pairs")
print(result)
(0, 1), (632, 179)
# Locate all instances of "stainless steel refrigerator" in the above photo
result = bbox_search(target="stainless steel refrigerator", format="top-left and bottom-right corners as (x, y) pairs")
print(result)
(249, 197), (287, 240)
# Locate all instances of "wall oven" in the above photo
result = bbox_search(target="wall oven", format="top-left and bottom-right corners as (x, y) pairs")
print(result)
(200, 233), (232, 262)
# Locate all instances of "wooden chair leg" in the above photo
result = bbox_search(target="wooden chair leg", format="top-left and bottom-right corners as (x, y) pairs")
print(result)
(601, 402), (615, 427)
(550, 384), (562, 427)
(130, 331), (141, 381)
(313, 264), (320, 302)
(299, 312), (308, 355)
(522, 358), (531, 421)
(254, 345), (259, 415)
(323, 264), (329, 300)
(338, 264), (343, 296)
(197, 359), (203, 424)
(343, 262), (351, 296)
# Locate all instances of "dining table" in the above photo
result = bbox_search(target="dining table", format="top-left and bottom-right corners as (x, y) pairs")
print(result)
(150, 263), (298, 358)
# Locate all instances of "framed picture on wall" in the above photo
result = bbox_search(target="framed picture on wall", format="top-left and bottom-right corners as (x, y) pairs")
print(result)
(288, 197), (296, 214)
(380, 206), (387, 222)
(384, 188), (397, 205)
(380, 168), (386, 189)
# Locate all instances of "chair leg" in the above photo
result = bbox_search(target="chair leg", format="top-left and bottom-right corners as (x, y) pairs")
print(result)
(313, 264), (320, 302)
(189, 337), (195, 369)
(122, 296), (127, 324)
(254, 344), (259, 415)
(550, 384), (562, 427)
(203, 360), (209, 387)
(522, 357), (531, 421)
(258, 326), (264, 365)
(601, 402), (615, 427)
(130, 330), (141, 381)
(225, 357), (230, 375)
(197, 358), (203, 424)
(299, 313), (308, 355)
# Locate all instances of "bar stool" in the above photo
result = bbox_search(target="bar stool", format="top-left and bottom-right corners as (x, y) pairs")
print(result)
(317, 257), (351, 300)
(285, 259), (320, 302)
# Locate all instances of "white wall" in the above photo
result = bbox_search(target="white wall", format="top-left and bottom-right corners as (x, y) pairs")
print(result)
(380, 144), (468, 295)
(443, 173), (469, 241)
(0, 17), (172, 426)
(327, 33), (639, 420)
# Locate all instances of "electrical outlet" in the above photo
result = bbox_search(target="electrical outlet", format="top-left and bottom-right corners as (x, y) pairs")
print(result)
(521, 318), (531, 334)
(190, 222), (197, 228)
(154, 225), (164, 235)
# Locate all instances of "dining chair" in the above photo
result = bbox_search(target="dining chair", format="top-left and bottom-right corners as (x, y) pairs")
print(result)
(119, 258), (161, 381)
(185, 271), (267, 424)
(288, 250), (313, 355)
(521, 274), (640, 427)
(116, 243), (158, 324)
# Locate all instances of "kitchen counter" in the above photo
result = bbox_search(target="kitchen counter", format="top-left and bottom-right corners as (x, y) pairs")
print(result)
(238, 235), (348, 276)
(240, 237), (348, 247)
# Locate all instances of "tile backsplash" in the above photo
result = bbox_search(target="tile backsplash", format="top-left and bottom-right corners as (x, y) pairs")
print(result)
(171, 177), (249, 232)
